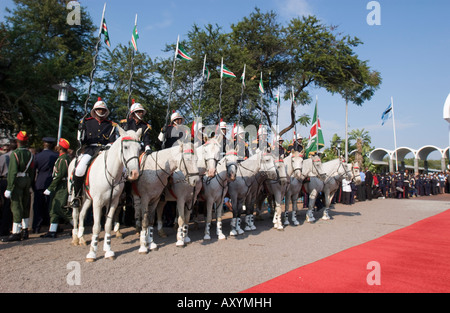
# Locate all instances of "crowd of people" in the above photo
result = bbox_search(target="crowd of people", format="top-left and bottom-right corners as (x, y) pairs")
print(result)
(309, 168), (450, 209)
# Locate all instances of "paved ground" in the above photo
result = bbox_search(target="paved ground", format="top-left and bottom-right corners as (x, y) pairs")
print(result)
(1, 194), (449, 293)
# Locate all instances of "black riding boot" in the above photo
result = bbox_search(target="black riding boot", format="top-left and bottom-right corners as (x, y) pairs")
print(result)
(72, 175), (84, 208)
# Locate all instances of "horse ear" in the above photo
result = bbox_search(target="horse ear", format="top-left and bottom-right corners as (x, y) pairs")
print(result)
(117, 125), (126, 137)
(135, 128), (143, 139)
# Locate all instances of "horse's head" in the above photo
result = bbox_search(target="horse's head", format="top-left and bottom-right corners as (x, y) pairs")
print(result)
(308, 155), (326, 181)
(202, 139), (221, 178)
(260, 151), (278, 181)
(350, 162), (362, 185)
(289, 151), (304, 181)
(179, 142), (200, 187)
(118, 127), (142, 181)
(224, 150), (238, 182)
(275, 158), (289, 186)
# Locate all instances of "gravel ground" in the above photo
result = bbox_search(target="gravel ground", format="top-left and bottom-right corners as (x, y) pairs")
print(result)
(1, 194), (449, 293)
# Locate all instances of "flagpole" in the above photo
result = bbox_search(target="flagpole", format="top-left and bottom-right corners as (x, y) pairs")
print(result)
(237, 64), (245, 126)
(276, 87), (280, 137)
(391, 96), (399, 171)
(259, 72), (264, 124)
(98, 3), (107, 37)
(164, 35), (179, 128)
(218, 57), (224, 121)
(292, 86), (298, 146)
(316, 95), (319, 155)
(196, 54), (207, 117)
(127, 14), (137, 112)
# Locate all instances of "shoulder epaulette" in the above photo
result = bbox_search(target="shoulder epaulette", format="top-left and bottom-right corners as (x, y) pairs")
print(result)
(146, 124), (152, 130)
(84, 117), (94, 121)
(120, 119), (127, 124)
(112, 122), (118, 127)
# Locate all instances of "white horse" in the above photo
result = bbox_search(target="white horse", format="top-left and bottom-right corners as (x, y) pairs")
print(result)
(259, 156), (290, 231)
(200, 149), (238, 240)
(155, 138), (220, 247)
(67, 127), (142, 262)
(283, 153), (325, 226)
(136, 141), (200, 254)
(227, 150), (278, 236)
(303, 158), (361, 223)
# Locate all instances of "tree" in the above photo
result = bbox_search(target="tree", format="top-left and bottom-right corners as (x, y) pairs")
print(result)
(348, 128), (372, 166)
(0, 0), (96, 146)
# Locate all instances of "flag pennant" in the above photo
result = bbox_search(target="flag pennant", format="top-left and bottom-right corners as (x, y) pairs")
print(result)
(381, 102), (393, 126)
(222, 65), (236, 78)
(274, 89), (280, 104)
(204, 65), (210, 82)
(177, 45), (193, 61)
(305, 101), (325, 156)
(131, 25), (139, 51)
(259, 73), (264, 94)
(101, 18), (111, 47)
(240, 65), (246, 87)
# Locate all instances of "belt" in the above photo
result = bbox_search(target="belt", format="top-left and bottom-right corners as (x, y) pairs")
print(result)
(16, 172), (29, 177)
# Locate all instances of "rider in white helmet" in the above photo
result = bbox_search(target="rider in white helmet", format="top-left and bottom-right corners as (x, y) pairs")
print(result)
(191, 120), (206, 146)
(120, 99), (152, 154)
(233, 125), (248, 161)
(72, 97), (117, 208)
(159, 111), (186, 149)
(275, 135), (286, 158)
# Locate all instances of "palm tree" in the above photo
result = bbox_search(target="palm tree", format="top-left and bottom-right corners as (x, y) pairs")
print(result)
(348, 128), (371, 166)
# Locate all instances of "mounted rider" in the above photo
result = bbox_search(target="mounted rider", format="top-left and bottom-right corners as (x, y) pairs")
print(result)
(233, 125), (249, 162)
(275, 135), (286, 159)
(218, 119), (228, 157)
(287, 133), (304, 155)
(120, 99), (153, 155)
(159, 111), (187, 149)
(72, 97), (117, 208)
(251, 125), (270, 156)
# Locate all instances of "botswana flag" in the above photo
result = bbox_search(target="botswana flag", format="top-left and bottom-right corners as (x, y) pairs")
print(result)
(381, 102), (392, 126)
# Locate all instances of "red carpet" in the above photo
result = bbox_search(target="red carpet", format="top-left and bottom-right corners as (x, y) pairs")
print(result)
(243, 209), (450, 293)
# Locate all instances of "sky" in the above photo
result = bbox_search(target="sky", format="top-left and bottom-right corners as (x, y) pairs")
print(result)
(2, 0), (450, 159)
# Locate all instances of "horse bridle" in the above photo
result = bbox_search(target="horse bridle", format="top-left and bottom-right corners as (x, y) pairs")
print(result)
(104, 137), (141, 187)
(179, 148), (200, 182)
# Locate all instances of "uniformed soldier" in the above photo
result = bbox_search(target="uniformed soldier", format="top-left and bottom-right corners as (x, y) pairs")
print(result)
(191, 120), (206, 146)
(159, 111), (186, 149)
(233, 125), (249, 162)
(2, 131), (35, 242)
(250, 125), (270, 156)
(41, 138), (72, 238)
(218, 120), (228, 157)
(72, 98), (117, 208)
(287, 133), (304, 155)
(120, 100), (152, 154)
(275, 135), (286, 159)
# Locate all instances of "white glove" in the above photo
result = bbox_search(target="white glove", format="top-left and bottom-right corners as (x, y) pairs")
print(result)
(4, 190), (11, 199)
(44, 189), (51, 196)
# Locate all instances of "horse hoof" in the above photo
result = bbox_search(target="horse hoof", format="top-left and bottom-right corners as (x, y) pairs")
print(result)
(203, 235), (211, 241)
(218, 234), (226, 240)
(79, 237), (87, 246)
(116, 232), (123, 239)
(158, 229), (167, 238)
(85, 258), (96, 263)
(149, 243), (158, 251)
(71, 238), (79, 246)
(184, 237), (191, 244)
(176, 240), (185, 247)
(138, 246), (148, 254)
(104, 251), (116, 260)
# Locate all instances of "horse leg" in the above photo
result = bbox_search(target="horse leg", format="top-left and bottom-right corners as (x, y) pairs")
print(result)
(77, 199), (91, 246)
(71, 206), (80, 246)
(306, 190), (317, 223)
(284, 188), (291, 226)
(138, 195), (150, 254)
(229, 195), (239, 237)
(176, 199), (187, 247)
(236, 198), (245, 235)
(103, 198), (120, 260)
(291, 191), (300, 226)
(86, 202), (101, 262)
(322, 191), (333, 220)
(216, 200), (226, 240)
(145, 200), (158, 251)
(155, 200), (167, 238)
(273, 192), (284, 231)
(203, 198), (213, 241)
(113, 205), (123, 239)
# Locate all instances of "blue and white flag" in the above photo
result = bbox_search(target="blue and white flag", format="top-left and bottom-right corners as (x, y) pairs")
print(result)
(381, 103), (392, 126)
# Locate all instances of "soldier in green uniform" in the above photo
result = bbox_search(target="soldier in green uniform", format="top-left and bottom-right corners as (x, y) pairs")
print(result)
(2, 131), (35, 242)
(41, 138), (72, 238)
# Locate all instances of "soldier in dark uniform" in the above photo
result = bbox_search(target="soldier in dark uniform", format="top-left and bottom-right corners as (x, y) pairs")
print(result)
(365, 168), (373, 201)
(120, 100), (153, 154)
(32, 137), (58, 233)
(72, 98), (117, 208)
(287, 133), (304, 155)
(395, 172), (404, 198)
(403, 170), (410, 199)
(0, 140), (16, 236)
(2, 131), (35, 242)
(159, 111), (186, 149)
(233, 125), (249, 162)
(379, 173), (387, 198)
(41, 138), (72, 238)
(250, 125), (270, 156)
(218, 120), (228, 157)
(275, 136), (286, 159)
